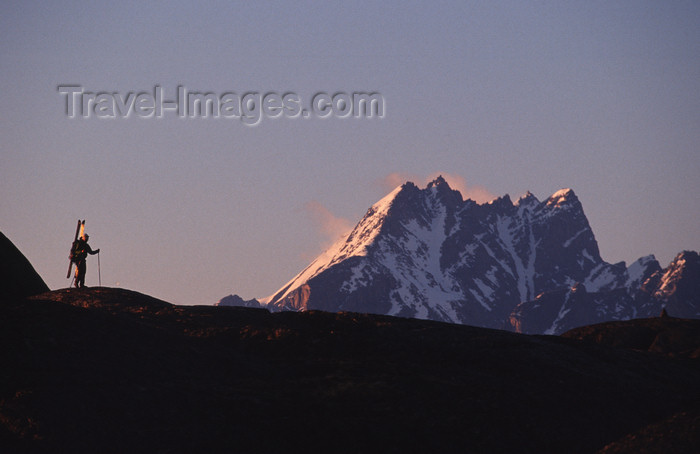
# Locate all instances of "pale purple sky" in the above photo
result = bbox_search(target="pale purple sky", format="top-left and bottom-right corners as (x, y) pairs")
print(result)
(1, 1), (698, 305)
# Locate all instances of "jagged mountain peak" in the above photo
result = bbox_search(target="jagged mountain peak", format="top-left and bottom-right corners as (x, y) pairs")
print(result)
(635, 254), (658, 264)
(516, 191), (539, 207)
(426, 175), (448, 188)
(217, 294), (261, 308)
(652, 251), (699, 302)
(250, 180), (698, 333)
(264, 180), (600, 320)
(380, 181), (582, 215)
(487, 194), (514, 211)
(426, 176), (464, 206)
(673, 250), (699, 263)
(545, 188), (579, 208)
(626, 254), (661, 290)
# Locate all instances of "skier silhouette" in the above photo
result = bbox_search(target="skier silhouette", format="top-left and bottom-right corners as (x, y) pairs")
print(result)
(72, 233), (99, 288)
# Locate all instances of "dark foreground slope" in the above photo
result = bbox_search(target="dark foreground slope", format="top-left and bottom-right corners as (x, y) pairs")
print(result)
(0, 232), (48, 301)
(2, 288), (699, 454)
(563, 316), (700, 358)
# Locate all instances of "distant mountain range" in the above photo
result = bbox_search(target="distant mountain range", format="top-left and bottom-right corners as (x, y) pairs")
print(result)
(219, 177), (699, 334)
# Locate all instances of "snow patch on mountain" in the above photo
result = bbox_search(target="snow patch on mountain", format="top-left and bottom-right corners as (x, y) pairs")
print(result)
(495, 213), (536, 302)
(583, 263), (619, 293)
(378, 196), (464, 321)
(625, 255), (658, 289)
(544, 291), (572, 335)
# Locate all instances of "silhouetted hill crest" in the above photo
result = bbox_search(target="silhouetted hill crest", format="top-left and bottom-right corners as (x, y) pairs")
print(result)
(2, 286), (698, 453)
(0, 231), (49, 301)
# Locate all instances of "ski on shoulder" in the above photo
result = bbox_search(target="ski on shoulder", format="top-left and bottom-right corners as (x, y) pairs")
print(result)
(66, 219), (85, 279)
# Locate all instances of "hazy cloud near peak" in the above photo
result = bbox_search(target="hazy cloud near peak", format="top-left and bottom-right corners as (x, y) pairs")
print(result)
(304, 200), (354, 250)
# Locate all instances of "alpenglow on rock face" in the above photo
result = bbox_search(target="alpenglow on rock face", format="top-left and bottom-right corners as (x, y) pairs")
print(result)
(248, 178), (698, 334)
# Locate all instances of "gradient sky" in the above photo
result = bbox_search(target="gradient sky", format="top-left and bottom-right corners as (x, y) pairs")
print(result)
(1, 1), (698, 305)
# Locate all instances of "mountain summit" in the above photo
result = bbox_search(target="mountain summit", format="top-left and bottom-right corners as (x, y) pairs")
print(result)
(252, 178), (698, 333)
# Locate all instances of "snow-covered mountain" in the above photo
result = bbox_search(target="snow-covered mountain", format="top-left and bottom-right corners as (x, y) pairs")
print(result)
(509, 251), (699, 334)
(222, 177), (699, 334)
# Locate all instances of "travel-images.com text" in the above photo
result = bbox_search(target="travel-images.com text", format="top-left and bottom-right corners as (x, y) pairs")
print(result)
(58, 85), (385, 126)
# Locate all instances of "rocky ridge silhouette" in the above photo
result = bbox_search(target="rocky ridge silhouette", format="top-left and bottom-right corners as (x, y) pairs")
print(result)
(1, 286), (698, 453)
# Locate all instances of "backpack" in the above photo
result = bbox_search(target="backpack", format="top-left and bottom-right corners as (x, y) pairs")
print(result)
(69, 240), (87, 263)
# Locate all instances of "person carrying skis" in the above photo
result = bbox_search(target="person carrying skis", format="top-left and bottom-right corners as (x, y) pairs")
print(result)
(72, 233), (99, 288)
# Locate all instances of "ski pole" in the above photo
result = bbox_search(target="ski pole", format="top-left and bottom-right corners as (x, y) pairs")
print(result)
(98, 251), (102, 287)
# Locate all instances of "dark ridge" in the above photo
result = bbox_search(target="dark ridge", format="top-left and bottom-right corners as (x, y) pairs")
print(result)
(0, 231), (49, 301)
(596, 410), (700, 454)
(562, 316), (700, 358)
(1, 287), (698, 454)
